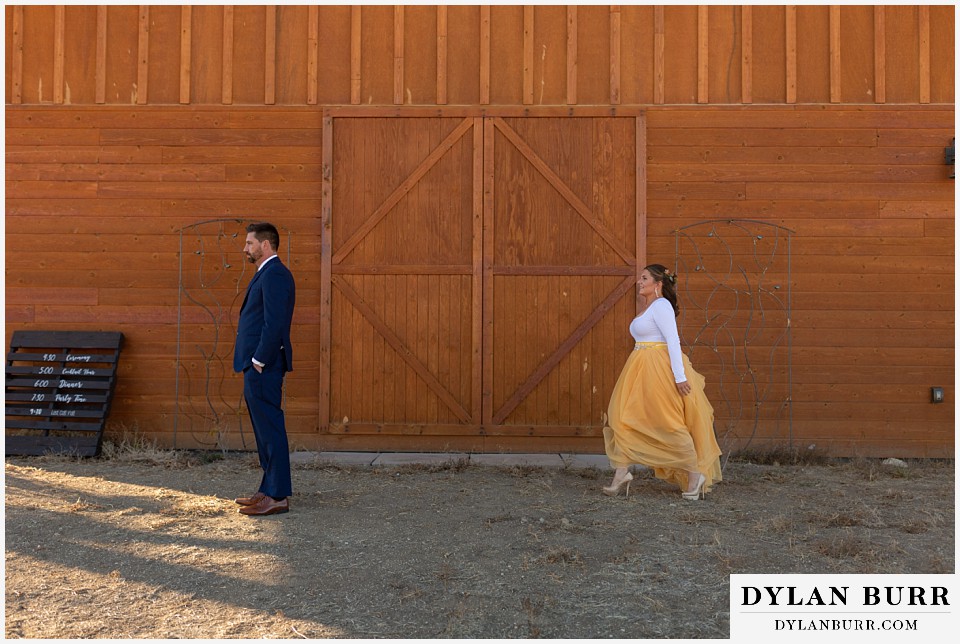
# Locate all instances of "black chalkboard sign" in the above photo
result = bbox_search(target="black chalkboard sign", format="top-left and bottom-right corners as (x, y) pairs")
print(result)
(5, 331), (124, 457)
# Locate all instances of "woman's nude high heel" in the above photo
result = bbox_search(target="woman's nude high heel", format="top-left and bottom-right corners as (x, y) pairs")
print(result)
(602, 470), (634, 497)
(682, 473), (705, 501)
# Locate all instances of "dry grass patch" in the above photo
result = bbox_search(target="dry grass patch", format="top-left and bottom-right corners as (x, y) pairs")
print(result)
(66, 497), (104, 513)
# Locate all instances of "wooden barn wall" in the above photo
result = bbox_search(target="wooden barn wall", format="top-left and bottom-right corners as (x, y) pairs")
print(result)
(5, 5), (955, 457)
(5, 5), (954, 107)
(6, 105), (953, 457)
(5, 108), (326, 452)
(645, 106), (954, 458)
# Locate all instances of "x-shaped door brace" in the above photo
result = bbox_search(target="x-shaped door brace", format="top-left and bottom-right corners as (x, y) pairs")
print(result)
(328, 115), (638, 426)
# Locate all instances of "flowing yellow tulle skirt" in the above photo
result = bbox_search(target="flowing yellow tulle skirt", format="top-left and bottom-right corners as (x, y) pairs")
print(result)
(603, 342), (722, 493)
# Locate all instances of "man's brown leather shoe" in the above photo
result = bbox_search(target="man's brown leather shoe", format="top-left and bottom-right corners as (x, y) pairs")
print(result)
(235, 491), (266, 506)
(238, 496), (289, 516)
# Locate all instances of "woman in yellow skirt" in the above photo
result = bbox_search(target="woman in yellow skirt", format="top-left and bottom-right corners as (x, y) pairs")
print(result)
(602, 264), (722, 500)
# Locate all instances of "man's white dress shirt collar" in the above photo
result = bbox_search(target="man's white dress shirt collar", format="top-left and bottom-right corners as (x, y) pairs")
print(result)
(258, 254), (279, 271)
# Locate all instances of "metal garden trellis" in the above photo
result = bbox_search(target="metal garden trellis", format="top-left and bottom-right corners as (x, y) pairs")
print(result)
(175, 218), (292, 449)
(674, 219), (794, 462)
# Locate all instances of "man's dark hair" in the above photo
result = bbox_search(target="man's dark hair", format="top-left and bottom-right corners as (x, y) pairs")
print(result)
(246, 222), (280, 251)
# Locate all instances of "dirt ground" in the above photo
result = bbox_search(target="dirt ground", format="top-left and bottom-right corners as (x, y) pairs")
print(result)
(3, 445), (955, 639)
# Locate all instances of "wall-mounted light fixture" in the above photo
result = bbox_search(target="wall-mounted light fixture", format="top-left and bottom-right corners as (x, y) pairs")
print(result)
(946, 138), (955, 179)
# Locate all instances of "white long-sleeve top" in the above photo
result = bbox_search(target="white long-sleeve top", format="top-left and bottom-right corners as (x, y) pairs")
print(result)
(628, 298), (686, 383)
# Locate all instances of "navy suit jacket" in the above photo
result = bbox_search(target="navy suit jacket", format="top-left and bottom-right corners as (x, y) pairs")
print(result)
(233, 257), (295, 373)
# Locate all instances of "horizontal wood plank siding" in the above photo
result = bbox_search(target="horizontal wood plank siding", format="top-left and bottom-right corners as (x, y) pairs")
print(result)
(5, 104), (953, 457)
(4, 106), (325, 451)
(646, 106), (953, 458)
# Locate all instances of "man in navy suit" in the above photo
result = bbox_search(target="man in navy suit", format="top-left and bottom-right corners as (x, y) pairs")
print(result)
(233, 222), (296, 516)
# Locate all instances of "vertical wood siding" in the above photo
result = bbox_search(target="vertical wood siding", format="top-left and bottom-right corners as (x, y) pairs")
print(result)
(5, 5), (953, 107)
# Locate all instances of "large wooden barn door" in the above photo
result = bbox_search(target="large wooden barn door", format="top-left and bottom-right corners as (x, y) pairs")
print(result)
(483, 116), (642, 449)
(321, 110), (644, 452)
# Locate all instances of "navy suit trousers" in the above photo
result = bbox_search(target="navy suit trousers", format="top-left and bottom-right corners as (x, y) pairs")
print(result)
(243, 360), (292, 499)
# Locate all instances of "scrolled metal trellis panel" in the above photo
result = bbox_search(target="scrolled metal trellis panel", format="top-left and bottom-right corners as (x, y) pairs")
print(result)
(674, 219), (794, 460)
(174, 218), (292, 449)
